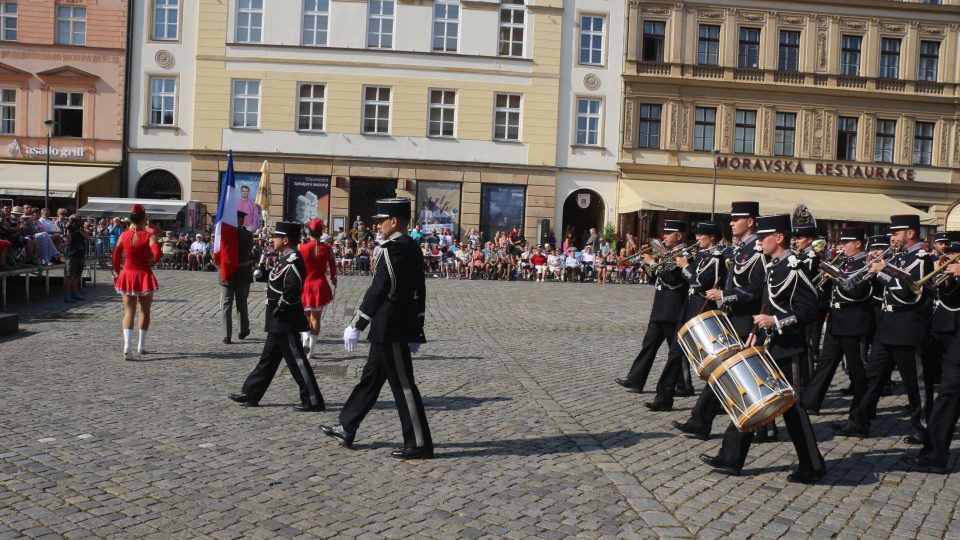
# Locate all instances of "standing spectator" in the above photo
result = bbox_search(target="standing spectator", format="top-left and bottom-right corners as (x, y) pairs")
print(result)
(441, 227), (454, 248)
(508, 225), (525, 255)
(335, 226), (348, 248)
(409, 224), (424, 244)
(62, 215), (89, 302)
(467, 228), (481, 249)
(352, 215), (364, 230)
(562, 231), (576, 255)
(188, 234), (207, 271)
(355, 223), (369, 245)
(584, 227), (600, 252)
(107, 217), (124, 256)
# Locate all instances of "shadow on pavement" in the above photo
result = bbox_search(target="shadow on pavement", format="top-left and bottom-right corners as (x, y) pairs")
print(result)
(429, 430), (667, 458)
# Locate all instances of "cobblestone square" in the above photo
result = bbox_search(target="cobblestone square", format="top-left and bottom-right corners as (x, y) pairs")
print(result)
(1, 270), (958, 538)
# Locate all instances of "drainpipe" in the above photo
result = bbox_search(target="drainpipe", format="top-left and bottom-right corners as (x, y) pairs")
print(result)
(119, 0), (135, 197)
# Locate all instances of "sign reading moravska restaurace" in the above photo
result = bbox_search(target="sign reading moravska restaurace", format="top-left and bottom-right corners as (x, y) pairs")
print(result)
(715, 156), (916, 181)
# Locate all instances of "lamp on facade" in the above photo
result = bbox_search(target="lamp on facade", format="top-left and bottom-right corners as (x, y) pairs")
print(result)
(710, 148), (720, 221)
(43, 119), (54, 213)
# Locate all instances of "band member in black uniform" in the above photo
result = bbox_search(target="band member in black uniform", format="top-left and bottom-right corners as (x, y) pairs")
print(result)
(615, 220), (687, 393)
(906, 248), (960, 474)
(674, 201), (766, 440)
(931, 231), (951, 256)
(793, 225), (824, 388)
(229, 222), (325, 412)
(320, 198), (434, 460)
(837, 215), (935, 444)
(802, 227), (873, 415)
(645, 221), (725, 411)
(700, 214), (826, 483)
(922, 232), (960, 386)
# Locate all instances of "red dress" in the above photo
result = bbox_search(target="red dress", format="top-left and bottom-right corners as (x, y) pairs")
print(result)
(113, 229), (161, 296)
(300, 240), (336, 310)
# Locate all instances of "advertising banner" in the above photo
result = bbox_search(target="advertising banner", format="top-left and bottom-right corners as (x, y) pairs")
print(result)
(416, 181), (461, 234)
(219, 171), (262, 231)
(284, 174), (331, 225)
(480, 184), (525, 240)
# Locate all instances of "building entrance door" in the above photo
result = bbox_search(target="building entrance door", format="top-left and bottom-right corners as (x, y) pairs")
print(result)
(562, 189), (604, 249)
(349, 178), (396, 227)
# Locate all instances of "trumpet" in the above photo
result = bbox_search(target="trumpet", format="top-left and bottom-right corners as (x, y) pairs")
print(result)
(814, 251), (844, 288)
(619, 239), (668, 265)
(649, 244), (698, 273)
(910, 252), (960, 293)
(838, 245), (896, 289)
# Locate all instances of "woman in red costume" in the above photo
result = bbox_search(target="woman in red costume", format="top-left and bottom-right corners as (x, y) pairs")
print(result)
(112, 204), (162, 360)
(300, 219), (336, 358)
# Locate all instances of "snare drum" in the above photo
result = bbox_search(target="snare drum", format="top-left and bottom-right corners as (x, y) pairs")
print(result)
(677, 310), (744, 379)
(708, 347), (797, 432)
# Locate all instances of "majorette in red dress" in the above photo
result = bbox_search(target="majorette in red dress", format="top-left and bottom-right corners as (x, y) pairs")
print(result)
(299, 239), (336, 310)
(113, 229), (161, 296)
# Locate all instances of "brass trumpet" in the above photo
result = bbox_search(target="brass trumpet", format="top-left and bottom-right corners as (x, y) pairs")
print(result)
(814, 251), (844, 288)
(909, 252), (960, 293)
(838, 245), (896, 289)
(619, 239), (667, 265)
(649, 244), (698, 273)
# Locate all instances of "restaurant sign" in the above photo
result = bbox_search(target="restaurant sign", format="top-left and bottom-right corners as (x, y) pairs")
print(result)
(7, 138), (86, 159)
(716, 156), (916, 182)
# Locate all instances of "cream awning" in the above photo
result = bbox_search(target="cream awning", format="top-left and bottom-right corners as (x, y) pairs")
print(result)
(618, 180), (938, 225)
(0, 163), (115, 198)
(79, 197), (188, 219)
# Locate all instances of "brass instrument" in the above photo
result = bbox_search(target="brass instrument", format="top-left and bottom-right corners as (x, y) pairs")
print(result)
(649, 244), (698, 273)
(838, 245), (896, 289)
(619, 239), (667, 265)
(814, 251), (843, 288)
(909, 252), (960, 294)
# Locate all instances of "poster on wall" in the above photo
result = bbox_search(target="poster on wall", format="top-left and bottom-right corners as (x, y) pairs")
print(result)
(219, 171), (262, 231)
(480, 184), (525, 240)
(416, 181), (461, 234)
(283, 174), (331, 226)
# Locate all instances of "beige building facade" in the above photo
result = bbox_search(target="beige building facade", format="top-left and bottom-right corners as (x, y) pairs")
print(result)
(619, 0), (960, 238)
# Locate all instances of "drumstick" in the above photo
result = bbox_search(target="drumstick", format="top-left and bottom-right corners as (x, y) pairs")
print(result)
(744, 304), (768, 348)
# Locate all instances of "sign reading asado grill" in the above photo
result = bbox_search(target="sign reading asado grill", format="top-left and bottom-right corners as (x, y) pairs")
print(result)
(716, 156), (916, 182)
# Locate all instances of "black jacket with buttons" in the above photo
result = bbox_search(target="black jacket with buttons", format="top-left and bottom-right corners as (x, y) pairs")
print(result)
(828, 252), (874, 337)
(719, 235), (767, 338)
(763, 251), (819, 359)
(265, 248), (309, 333)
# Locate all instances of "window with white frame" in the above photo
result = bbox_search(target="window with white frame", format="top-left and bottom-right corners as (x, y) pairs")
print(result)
(498, 0), (524, 57)
(774, 112), (796, 157)
(697, 25), (719, 66)
(231, 80), (260, 128)
(493, 93), (521, 141)
(840, 35), (861, 76)
(53, 91), (83, 137)
(0, 89), (14, 134)
(56, 4), (86, 45)
(738, 27), (760, 68)
(694, 107), (716, 151)
(236, 0), (263, 43)
(367, 0), (394, 49)
(637, 104), (661, 149)
(302, 0), (330, 46)
(297, 83), (325, 131)
(428, 90), (456, 137)
(874, 119), (895, 163)
(918, 41), (940, 82)
(734, 109), (756, 154)
(913, 122), (934, 166)
(153, 0), (179, 41)
(432, 0), (459, 52)
(578, 15), (604, 66)
(0, 2), (16, 42)
(363, 86), (391, 134)
(575, 98), (601, 146)
(149, 77), (176, 126)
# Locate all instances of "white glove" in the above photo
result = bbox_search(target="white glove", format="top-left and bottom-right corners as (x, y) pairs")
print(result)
(343, 326), (360, 352)
(409, 342), (420, 354)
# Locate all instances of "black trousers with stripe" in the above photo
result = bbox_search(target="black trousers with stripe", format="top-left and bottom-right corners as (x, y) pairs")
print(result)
(624, 321), (677, 391)
(802, 332), (869, 413)
(717, 354), (825, 474)
(242, 331), (324, 408)
(921, 334), (960, 467)
(340, 343), (433, 450)
(850, 341), (933, 438)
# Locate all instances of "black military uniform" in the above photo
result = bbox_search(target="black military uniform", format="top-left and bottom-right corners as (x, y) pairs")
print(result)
(322, 198), (433, 459)
(616, 220), (687, 392)
(802, 227), (873, 414)
(794, 225), (824, 388)
(909, 243), (960, 473)
(675, 202), (766, 439)
(702, 214), (826, 483)
(923, 232), (960, 386)
(646, 222), (725, 410)
(222, 211), (255, 343)
(231, 222), (324, 411)
(838, 215), (935, 443)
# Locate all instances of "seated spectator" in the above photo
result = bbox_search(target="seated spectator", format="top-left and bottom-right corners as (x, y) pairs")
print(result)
(518, 245), (534, 280)
(188, 234), (207, 271)
(484, 242), (500, 280)
(341, 243), (355, 274)
(440, 245), (456, 279)
(531, 247), (547, 282)
(455, 242), (470, 279)
(409, 224), (424, 244)
(497, 246), (514, 280)
(37, 208), (64, 249)
(441, 228), (454, 248)
(617, 248), (630, 284)
(468, 244), (485, 279)
(580, 246), (596, 282)
(159, 232), (177, 268)
(563, 248), (580, 282)
(547, 248), (562, 281)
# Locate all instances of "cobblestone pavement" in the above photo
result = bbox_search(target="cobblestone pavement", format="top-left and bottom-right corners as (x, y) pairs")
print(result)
(1, 270), (958, 539)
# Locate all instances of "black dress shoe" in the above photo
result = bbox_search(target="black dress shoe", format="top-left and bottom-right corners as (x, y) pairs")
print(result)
(903, 434), (924, 445)
(238, 331), (249, 340)
(674, 386), (695, 397)
(673, 420), (709, 440)
(644, 402), (672, 412)
(223, 337), (232, 344)
(615, 378), (642, 393)
(228, 392), (258, 407)
(292, 404), (325, 412)
(390, 446), (435, 460)
(319, 424), (355, 448)
(698, 454), (740, 476)
(835, 424), (868, 438)
(806, 408), (821, 416)
(787, 468), (826, 484)
(903, 455), (948, 474)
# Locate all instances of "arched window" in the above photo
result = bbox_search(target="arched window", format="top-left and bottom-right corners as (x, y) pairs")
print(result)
(136, 170), (182, 200)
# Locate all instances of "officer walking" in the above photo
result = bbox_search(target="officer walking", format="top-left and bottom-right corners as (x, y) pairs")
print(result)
(320, 198), (434, 460)
(228, 222), (325, 412)
(222, 210), (254, 344)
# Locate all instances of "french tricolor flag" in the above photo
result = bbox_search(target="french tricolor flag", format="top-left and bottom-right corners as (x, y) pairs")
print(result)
(214, 150), (239, 283)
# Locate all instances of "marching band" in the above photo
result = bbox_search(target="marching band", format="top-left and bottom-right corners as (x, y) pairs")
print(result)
(618, 202), (960, 480)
